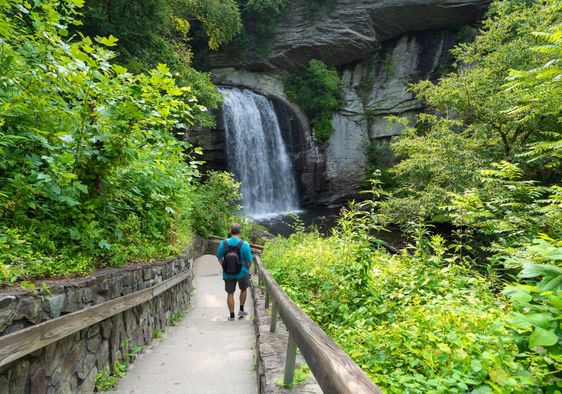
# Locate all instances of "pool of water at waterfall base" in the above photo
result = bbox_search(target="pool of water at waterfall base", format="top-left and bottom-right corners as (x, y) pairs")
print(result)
(252, 208), (406, 249)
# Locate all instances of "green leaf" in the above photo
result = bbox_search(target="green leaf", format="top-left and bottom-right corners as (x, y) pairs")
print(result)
(511, 313), (532, 329)
(529, 327), (558, 348)
(524, 313), (552, 329)
(98, 240), (111, 250)
(520, 262), (562, 279)
(74, 182), (88, 194)
(503, 286), (532, 304)
(471, 385), (492, 394)
(98, 35), (119, 47)
(58, 152), (75, 165)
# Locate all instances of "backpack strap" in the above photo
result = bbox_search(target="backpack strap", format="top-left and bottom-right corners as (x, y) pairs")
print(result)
(235, 239), (244, 250)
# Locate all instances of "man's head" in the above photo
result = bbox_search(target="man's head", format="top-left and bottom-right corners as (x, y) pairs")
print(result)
(229, 223), (242, 237)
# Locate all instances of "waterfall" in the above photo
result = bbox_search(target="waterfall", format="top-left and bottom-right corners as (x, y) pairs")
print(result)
(219, 87), (300, 217)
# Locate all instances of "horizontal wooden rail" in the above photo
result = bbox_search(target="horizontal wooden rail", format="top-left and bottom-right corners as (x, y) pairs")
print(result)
(0, 263), (193, 368)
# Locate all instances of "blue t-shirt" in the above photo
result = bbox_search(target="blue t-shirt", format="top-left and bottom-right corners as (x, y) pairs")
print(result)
(216, 237), (253, 280)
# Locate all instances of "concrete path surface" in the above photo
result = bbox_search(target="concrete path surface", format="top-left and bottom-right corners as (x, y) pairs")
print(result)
(110, 255), (258, 394)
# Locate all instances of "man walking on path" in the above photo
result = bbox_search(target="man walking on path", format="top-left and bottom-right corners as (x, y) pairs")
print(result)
(216, 223), (253, 321)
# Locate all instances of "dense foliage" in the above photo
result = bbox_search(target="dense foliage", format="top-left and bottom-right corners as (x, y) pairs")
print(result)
(263, 204), (556, 392)
(286, 59), (342, 142)
(381, 0), (562, 224)
(0, 0), (239, 286)
(189, 172), (241, 238)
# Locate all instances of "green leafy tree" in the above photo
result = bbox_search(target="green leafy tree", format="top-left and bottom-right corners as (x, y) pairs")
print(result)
(245, 0), (289, 14)
(81, 0), (243, 127)
(504, 19), (562, 164)
(286, 59), (342, 142)
(383, 0), (562, 222)
(449, 161), (562, 253)
(0, 0), (200, 284)
(184, 0), (243, 50)
(381, 115), (494, 223)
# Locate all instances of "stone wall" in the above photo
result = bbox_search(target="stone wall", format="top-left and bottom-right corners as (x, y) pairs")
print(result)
(0, 239), (207, 393)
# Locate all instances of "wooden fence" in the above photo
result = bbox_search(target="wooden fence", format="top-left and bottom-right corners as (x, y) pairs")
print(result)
(0, 264), (193, 368)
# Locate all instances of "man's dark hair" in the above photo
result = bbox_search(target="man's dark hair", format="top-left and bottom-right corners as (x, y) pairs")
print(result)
(230, 223), (242, 235)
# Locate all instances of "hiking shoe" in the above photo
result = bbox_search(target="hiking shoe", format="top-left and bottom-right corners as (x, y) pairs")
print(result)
(228, 315), (235, 321)
(238, 310), (248, 317)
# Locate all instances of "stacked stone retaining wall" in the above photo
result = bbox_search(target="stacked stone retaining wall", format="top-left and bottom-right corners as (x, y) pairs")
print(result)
(0, 238), (207, 393)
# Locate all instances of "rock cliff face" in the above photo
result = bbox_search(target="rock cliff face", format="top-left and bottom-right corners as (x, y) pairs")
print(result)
(210, 0), (487, 71)
(197, 0), (487, 206)
(320, 29), (458, 204)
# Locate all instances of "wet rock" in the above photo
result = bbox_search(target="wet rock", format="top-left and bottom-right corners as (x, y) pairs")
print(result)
(59, 341), (85, 377)
(76, 366), (97, 393)
(100, 319), (112, 339)
(77, 353), (95, 380)
(0, 375), (9, 394)
(95, 340), (110, 371)
(29, 363), (46, 394)
(87, 334), (101, 354)
(16, 297), (43, 325)
(0, 295), (17, 334)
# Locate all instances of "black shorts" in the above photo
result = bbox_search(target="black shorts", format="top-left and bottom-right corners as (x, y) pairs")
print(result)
(224, 275), (250, 294)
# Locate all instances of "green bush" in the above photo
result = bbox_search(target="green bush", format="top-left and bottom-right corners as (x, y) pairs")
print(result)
(449, 161), (562, 254)
(190, 172), (241, 238)
(286, 59), (342, 143)
(262, 203), (554, 392)
(0, 0), (200, 284)
(503, 238), (562, 385)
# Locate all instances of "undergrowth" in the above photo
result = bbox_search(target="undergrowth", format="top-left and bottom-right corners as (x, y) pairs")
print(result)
(262, 201), (557, 392)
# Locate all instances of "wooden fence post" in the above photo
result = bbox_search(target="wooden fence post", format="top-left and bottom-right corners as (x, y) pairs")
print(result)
(270, 301), (278, 333)
(284, 333), (298, 387)
(265, 290), (270, 309)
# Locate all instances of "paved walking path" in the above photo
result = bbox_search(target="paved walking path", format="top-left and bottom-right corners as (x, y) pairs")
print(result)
(111, 255), (257, 394)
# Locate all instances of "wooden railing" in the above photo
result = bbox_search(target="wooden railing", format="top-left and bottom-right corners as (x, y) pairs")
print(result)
(0, 261), (193, 368)
(209, 236), (383, 394)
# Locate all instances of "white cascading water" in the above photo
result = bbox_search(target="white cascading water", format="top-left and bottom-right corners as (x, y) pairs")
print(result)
(219, 87), (299, 217)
